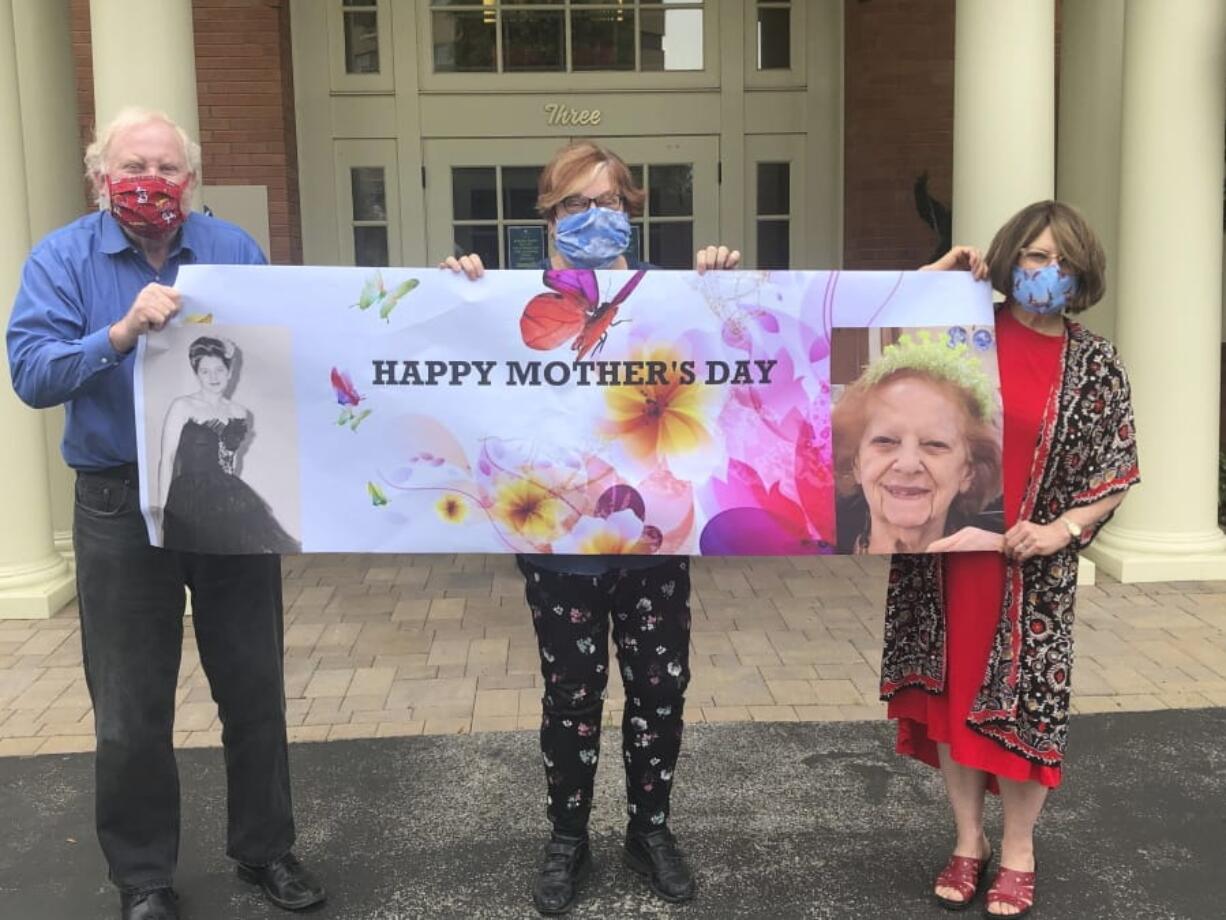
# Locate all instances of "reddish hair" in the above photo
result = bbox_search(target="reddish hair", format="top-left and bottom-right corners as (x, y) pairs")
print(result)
(536, 142), (645, 220)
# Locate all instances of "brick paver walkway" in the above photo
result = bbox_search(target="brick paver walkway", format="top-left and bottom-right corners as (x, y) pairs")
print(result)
(2, 554), (1225, 756)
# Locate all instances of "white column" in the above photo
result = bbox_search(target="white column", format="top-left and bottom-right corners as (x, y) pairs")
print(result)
(13, 0), (82, 565)
(951, 0), (1055, 249)
(949, 3), (1090, 580)
(0, 0), (76, 618)
(89, 0), (200, 142)
(1086, 0), (1226, 582)
(1056, 0), (1125, 342)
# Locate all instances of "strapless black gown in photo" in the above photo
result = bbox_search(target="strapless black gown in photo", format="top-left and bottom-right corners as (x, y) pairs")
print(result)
(162, 417), (301, 554)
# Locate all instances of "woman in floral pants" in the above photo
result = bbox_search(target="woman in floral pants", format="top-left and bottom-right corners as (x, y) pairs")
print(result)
(443, 140), (739, 915)
(523, 557), (691, 833)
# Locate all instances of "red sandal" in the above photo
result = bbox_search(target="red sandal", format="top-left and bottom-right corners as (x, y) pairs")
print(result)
(933, 848), (993, 911)
(984, 865), (1036, 918)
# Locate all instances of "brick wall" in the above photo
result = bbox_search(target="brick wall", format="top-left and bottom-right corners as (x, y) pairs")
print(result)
(69, 0), (302, 265)
(842, 0), (956, 270)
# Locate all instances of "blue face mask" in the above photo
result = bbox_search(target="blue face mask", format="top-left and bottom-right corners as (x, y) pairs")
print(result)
(553, 207), (631, 269)
(1011, 264), (1078, 315)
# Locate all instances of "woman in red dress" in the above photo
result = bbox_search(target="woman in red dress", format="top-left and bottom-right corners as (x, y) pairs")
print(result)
(883, 202), (1140, 917)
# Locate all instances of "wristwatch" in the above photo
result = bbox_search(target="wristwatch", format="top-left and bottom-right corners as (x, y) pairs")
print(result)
(1060, 516), (1083, 541)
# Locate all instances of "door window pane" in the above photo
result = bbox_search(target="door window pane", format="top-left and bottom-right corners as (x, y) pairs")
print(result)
(572, 9), (636, 71)
(640, 8), (704, 72)
(757, 162), (789, 216)
(350, 167), (386, 221)
(452, 167), (497, 220)
(627, 223), (644, 264)
(343, 10), (380, 74)
(757, 219), (789, 269)
(756, 3), (790, 70)
(433, 11), (497, 72)
(502, 166), (544, 220)
(649, 165), (693, 217)
(503, 11), (565, 72)
(354, 226), (389, 267)
(453, 225), (501, 269)
(649, 222), (693, 269)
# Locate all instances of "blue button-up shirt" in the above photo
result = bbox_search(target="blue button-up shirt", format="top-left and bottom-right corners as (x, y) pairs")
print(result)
(6, 211), (265, 470)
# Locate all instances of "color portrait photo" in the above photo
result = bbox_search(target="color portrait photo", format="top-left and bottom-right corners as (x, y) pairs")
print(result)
(830, 324), (1003, 554)
(138, 324), (302, 554)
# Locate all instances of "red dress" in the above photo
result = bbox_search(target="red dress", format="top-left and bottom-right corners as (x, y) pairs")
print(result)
(888, 306), (1065, 790)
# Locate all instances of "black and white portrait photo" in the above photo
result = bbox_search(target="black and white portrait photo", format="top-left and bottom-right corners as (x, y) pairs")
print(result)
(141, 324), (301, 554)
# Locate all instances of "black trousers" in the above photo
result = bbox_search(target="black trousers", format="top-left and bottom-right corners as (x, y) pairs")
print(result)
(520, 557), (692, 834)
(73, 468), (295, 892)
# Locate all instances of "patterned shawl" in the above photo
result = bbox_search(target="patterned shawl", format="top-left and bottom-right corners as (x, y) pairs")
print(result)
(879, 321), (1140, 765)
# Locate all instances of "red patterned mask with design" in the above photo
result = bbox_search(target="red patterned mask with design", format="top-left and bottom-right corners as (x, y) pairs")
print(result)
(107, 175), (186, 240)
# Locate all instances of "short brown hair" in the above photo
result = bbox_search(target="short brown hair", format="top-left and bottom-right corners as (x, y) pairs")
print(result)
(537, 142), (645, 220)
(831, 370), (1002, 516)
(984, 200), (1106, 314)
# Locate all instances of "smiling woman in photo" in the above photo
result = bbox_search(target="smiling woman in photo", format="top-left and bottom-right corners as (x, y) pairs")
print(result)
(832, 332), (1003, 555)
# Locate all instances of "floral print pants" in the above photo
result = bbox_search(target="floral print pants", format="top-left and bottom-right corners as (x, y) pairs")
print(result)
(520, 557), (692, 835)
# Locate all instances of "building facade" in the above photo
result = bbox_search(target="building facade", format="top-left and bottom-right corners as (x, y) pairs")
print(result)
(0, 0), (1223, 618)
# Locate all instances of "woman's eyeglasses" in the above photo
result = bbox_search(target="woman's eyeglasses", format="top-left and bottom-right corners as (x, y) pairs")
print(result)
(559, 192), (625, 215)
(1018, 248), (1062, 269)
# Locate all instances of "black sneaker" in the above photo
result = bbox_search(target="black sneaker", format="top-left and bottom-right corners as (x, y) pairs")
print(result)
(624, 825), (696, 903)
(532, 830), (592, 915)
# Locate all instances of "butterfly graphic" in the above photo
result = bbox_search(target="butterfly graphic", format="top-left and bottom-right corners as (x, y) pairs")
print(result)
(352, 271), (419, 321)
(520, 269), (646, 361)
(330, 367), (372, 431)
(367, 481), (389, 507)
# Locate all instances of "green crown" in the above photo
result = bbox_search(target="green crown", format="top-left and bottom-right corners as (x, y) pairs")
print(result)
(860, 330), (996, 420)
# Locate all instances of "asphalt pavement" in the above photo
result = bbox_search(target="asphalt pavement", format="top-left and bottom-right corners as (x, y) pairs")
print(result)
(2, 710), (1222, 919)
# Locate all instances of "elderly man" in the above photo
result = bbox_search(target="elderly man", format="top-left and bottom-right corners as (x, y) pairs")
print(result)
(6, 108), (324, 920)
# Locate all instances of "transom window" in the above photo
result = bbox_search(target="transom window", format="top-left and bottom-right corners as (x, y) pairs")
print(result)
(431, 1), (706, 74)
(342, 0), (380, 73)
(756, 0), (791, 70)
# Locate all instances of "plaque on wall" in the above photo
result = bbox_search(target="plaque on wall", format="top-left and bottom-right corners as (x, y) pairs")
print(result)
(506, 225), (547, 269)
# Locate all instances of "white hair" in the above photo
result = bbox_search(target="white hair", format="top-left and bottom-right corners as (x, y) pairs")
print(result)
(85, 106), (202, 210)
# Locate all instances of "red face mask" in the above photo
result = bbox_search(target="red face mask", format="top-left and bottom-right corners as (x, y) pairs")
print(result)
(107, 175), (186, 240)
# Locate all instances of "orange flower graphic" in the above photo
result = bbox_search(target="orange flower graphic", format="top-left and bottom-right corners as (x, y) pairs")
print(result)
(491, 477), (565, 542)
(602, 346), (713, 464)
(435, 493), (468, 524)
